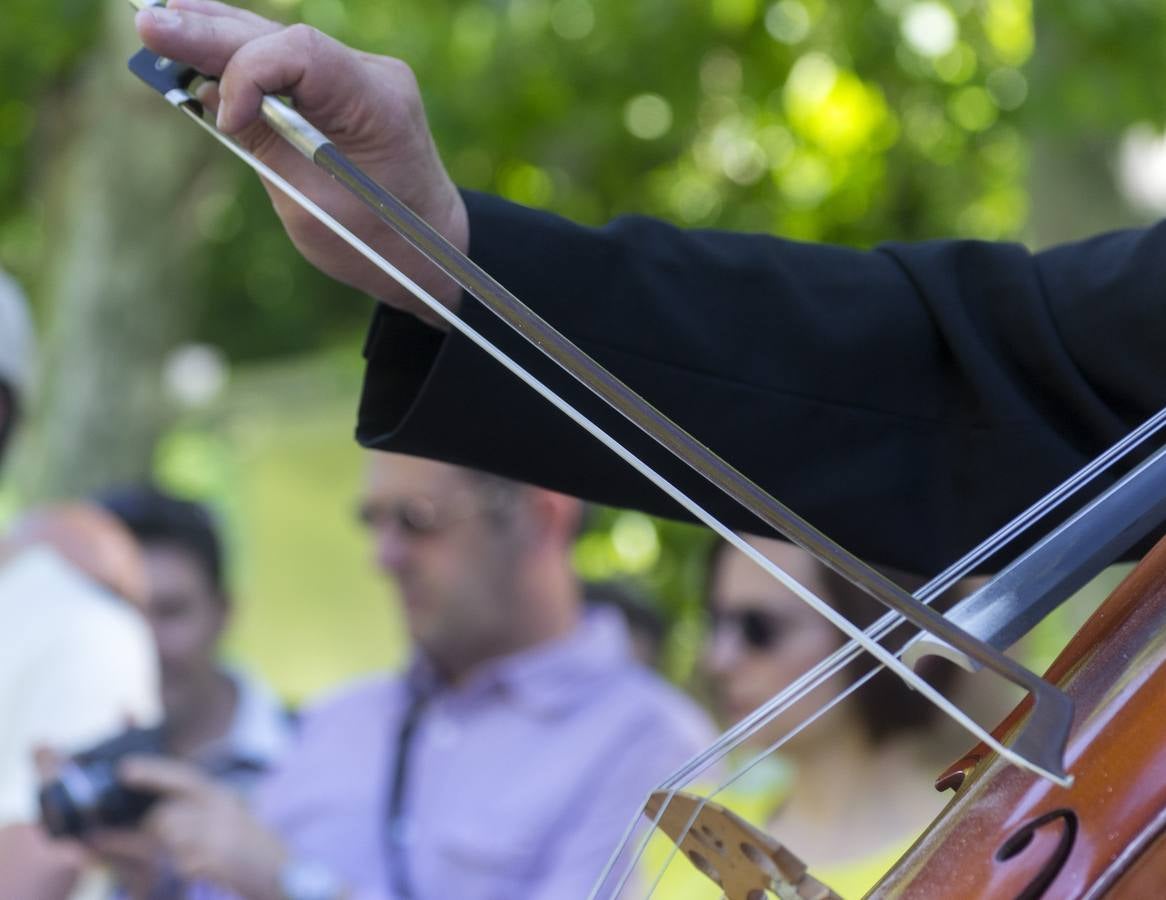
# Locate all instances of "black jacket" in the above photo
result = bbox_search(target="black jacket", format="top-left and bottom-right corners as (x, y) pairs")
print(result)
(356, 191), (1166, 573)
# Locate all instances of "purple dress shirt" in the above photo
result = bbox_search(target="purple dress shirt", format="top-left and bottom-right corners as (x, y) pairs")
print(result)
(248, 607), (713, 899)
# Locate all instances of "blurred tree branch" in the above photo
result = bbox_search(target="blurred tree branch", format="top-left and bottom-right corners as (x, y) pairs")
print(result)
(12, 2), (209, 501)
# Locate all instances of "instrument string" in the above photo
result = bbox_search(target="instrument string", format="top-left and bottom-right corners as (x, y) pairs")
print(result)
(642, 667), (878, 898)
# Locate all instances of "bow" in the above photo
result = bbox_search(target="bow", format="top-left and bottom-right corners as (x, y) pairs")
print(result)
(123, 3), (1166, 894)
(124, 14), (1073, 785)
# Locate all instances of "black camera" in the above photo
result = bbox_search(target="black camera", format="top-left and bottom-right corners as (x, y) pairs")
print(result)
(38, 726), (168, 838)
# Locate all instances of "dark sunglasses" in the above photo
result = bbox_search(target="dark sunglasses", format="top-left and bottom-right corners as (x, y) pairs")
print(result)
(709, 608), (786, 652)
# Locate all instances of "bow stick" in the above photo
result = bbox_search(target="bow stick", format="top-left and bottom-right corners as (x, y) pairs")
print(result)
(124, 4), (1075, 789)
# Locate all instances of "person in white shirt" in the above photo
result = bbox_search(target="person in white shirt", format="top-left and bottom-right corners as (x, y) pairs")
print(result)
(0, 270), (162, 900)
(0, 504), (162, 900)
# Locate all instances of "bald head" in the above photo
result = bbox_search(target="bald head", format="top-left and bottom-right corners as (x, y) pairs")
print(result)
(4, 504), (148, 608)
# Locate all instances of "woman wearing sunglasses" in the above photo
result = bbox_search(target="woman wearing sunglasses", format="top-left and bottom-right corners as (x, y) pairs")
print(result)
(689, 536), (976, 898)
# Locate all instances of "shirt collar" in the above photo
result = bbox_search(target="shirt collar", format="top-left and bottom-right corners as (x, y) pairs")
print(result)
(405, 605), (635, 718)
(196, 668), (294, 772)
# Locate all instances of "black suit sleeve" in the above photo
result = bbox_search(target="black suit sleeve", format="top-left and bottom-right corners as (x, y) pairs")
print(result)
(356, 190), (1166, 573)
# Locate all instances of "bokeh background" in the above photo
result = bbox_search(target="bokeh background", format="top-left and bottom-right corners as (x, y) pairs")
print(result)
(1, 0), (1164, 701)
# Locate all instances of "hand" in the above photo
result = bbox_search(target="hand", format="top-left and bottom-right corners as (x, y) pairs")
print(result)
(118, 756), (288, 900)
(31, 746), (169, 900)
(85, 829), (173, 900)
(135, 0), (468, 328)
(0, 823), (86, 900)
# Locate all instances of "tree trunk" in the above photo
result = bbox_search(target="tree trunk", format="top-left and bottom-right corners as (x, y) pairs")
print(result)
(15, 4), (213, 502)
(1027, 134), (1137, 248)
(1025, 16), (1144, 249)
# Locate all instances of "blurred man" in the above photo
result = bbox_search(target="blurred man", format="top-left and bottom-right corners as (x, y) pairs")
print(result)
(90, 486), (296, 897)
(121, 453), (713, 899)
(99, 487), (295, 790)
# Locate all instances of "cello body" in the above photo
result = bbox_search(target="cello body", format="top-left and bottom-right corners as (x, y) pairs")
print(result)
(869, 534), (1166, 898)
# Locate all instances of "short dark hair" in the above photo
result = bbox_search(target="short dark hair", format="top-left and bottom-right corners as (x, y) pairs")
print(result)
(95, 485), (226, 598)
(587, 578), (666, 645)
(705, 537), (962, 745)
(0, 382), (17, 467)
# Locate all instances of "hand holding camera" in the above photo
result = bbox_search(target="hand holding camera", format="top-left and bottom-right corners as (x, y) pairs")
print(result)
(38, 726), (166, 839)
(37, 729), (289, 900)
(113, 755), (290, 899)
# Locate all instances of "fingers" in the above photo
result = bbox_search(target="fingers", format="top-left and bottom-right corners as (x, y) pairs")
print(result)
(194, 81), (222, 118)
(216, 23), (380, 137)
(143, 804), (205, 879)
(135, 4), (386, 148)
(169, 0), (274, 28)
(32, 745), (63, 782)
(133, 0), (464, 314)
(137, 780), (285, 891)
(118, 757), (210, 800)
(85, 829), (157, 864)
(134, 5), (280, 80)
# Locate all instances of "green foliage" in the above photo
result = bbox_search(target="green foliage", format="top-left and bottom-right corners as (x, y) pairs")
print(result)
(0, 0), (101, 278)
(0, 0), (1038, 352)
(1030, 0), (1166, 132)
(294, 0), (1038, 243)
(191, 176), (374, 358)
(574, 507), (712, 673)
(8, 0), (1166, 351)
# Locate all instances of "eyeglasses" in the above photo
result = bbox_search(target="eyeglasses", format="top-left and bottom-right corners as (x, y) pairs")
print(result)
(708, 608), (786, 652)
(356, 489), (512, 539)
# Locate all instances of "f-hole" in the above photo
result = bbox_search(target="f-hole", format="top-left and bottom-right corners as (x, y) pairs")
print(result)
(995, 809), (1078, 900)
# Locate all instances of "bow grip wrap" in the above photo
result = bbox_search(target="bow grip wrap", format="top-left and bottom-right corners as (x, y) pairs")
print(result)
(128, 47), (205, 114)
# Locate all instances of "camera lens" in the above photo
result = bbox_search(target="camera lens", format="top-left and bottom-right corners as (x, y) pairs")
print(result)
(38, 778), (84, 838)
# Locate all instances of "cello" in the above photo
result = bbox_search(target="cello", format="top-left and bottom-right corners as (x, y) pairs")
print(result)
(873, 532), (1166, 898)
